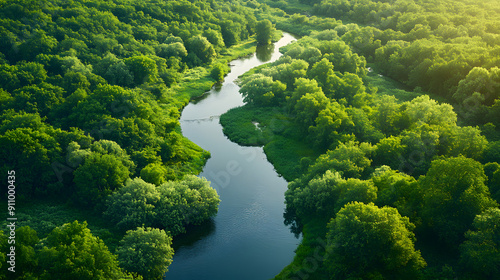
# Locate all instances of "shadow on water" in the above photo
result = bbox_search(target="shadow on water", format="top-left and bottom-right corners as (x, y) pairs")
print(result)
(256, 43), (275, 61)
(166, 32), (300, 280)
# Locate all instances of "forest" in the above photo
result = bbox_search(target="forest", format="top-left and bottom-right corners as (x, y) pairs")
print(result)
(220, 0), (500, 279)
(0, 0), (274, 278)
(1, 0), (500, 279)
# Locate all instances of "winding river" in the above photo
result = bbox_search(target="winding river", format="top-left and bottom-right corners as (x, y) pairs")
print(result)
(165, 33), (300, 280)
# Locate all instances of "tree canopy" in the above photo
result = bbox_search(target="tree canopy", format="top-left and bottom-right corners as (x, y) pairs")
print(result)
(117, 227), (174, 280)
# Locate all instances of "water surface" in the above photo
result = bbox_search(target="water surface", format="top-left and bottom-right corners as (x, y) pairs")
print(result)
(165, 33), (299, 280)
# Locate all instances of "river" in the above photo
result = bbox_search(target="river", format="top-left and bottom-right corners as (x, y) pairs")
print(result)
(164, 33), (300, 280)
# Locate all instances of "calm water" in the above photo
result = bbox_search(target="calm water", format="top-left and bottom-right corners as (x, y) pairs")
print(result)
(165, 33), (300, 280)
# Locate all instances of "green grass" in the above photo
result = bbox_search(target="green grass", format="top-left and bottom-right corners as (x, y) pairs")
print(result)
(366, 63), (450, 105)
(365, 65), (421, 103)
(1, 37), (261, 254)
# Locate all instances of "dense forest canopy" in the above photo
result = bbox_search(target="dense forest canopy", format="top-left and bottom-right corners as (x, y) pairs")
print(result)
(1, 0), (500, 279)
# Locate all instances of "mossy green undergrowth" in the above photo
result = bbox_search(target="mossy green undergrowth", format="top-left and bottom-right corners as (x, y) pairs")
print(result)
(220, 104), (320, 181)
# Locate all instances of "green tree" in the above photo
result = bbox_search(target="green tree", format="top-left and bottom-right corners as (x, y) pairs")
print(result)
(307, 141), (375, 179)
(373, 136), (406, 169)
(16, 61), (48, 87)
(370, 166), (417, 215)
(0, 126), (61, 197)
(38, 221), (131, 280)
(294, 91), (329, 131)
(418, 156), (498, 246)
(186, 35), (216, 65)
(404, 95), (457, 128)
(440, 125), (488, 160)
(156, 175), (220, 235)
(454, 67), (500, 106)
(325, 202), (426, 280)
(163, 42), (188, 58)
(484, 162), (500, 203)
(460, 207), (500, 279)
(240, 74), (286, 106)
(12, 83), (65, 117)
(331, 72), (366, 105)
(94, 53), (133, 87)
(210, 63), (227, 82)
(203, 28), (225, 48)
(140, 162), (171, 186)
(220, 19), (242, 46)
(90, 140), (136, 172)
(17, 30), (57, 61)
(0, 230), (6, 279)
(116, 227), (174, 280)
(308, 101), (352, 150)
(263, 58), (309, 89)
(374, 95), (404, 135)
(286, 170), (377, 218)
(13, 226), (39, 279)
(255, 19), (273, 45)
(288, 77), (324, 109)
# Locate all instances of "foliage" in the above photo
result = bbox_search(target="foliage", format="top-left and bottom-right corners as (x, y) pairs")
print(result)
(210, 63), (228, 82)
(460, 208), (500, 279)
(105, 176), (220, 235)
(286, 170), (377, 218)
(240, 74), (286, 106)
(104, 178), (160, 231)
(311, 0), (500, 127)
(37, 221), (131, 280)
(73, 153), (130, 207)
(325, 202), (426, 280)
(218, 2), (500, 278)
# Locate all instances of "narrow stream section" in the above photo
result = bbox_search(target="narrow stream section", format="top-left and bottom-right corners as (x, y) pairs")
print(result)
(165, 33), (300, 280)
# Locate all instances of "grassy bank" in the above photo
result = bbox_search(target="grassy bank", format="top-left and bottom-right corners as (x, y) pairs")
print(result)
(173, 38), (259, 106)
